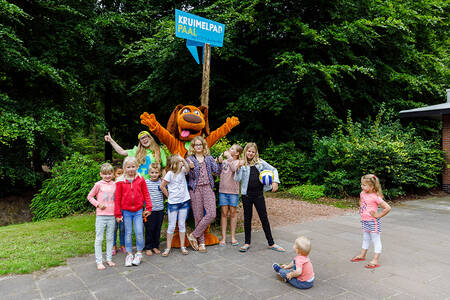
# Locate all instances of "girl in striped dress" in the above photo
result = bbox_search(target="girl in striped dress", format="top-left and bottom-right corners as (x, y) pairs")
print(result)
(351, 174), (391, 269)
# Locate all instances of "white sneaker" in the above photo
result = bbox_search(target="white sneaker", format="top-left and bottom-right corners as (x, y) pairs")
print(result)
(125, 254), (133, 267)
(132, 253), (142, 266)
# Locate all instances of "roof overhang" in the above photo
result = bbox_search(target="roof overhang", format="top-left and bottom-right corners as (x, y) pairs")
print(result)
(399, 103), (450, 119)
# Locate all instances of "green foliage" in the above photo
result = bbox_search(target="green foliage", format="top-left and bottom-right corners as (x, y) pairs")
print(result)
(288, 185), (325, 201)
(260, 141), (308, 186)
(209, 137), (233, 158)
(309, 109), (444, 198)
(30, 153), (100, 221)
(1, 0), (448, 196)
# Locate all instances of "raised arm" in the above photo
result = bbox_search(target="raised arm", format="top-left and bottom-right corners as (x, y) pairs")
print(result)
(104, 132), (128, 156)
(205, 116), (240, 148)
(140, 112), (185, 156)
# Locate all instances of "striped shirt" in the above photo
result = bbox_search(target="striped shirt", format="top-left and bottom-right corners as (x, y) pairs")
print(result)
(361, 219), (381, 233)
(145, 179), (164, 211)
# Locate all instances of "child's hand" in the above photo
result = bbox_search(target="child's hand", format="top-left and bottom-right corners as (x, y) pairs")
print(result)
(187, 159), (195, 169)
(116, 217), (123, 223)
(238, 160), (245, 168)
(286, 272), (294, 280)
(223, 150), (231, 159)
(218, 154), (223, 163)
(271, 182), (279, 192)
(143, 210), (151, 217)
(281, 264), (288, 269)
(104, 132), (112, 143)
(369, 210), (379, 218)
(98, 204), (106, 210)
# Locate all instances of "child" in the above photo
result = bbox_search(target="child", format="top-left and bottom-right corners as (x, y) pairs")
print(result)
(186, 136), (221, 253)
(234, 142), (284, 253)
(143, 163), (165, 256)
(351, 174), (391, 268)
(87, 163), (117, 270)
(112, 166), (125, 256)
(218, 144), (243, 246)
(160, 154), (191, 256)
(273, 236), (315, 289)
(114, 156), (152, 267)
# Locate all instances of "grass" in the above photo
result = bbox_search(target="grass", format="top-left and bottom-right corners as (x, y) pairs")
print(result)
(0, 214), (97, 275)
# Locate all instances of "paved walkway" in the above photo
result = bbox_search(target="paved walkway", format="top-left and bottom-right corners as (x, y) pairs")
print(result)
(2, 197), (450, 299)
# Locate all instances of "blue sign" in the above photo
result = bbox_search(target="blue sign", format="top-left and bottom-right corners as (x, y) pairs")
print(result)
(175, 9), (225, 64)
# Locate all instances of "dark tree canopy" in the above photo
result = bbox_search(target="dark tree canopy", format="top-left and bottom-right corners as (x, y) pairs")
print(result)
(1, 0), (448, 193)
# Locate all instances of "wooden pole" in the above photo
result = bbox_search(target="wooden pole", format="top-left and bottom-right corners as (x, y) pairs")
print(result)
(201, 43), (211, 108)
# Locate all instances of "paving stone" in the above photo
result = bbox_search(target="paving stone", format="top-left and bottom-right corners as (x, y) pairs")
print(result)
(51, 290), (96, 300)
(36, 272), (86, 299)
(328, 291), (371, 300)
(292, 279), (347, 299)
(227, 272), (292, 299)
(3, 291), (42, 300)
(0, 274), (36, 296)
(131, 273), (193, 299)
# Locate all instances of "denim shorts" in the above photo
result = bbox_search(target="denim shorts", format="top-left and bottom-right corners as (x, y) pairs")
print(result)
(219, 193), (239, 207)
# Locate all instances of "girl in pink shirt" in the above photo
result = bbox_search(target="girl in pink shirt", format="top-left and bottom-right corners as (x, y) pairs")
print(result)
(272, 236), (315, 289)
(218, 144), (243, 246)
(351, 174), (391, 269)
(87, 163), (117, 270)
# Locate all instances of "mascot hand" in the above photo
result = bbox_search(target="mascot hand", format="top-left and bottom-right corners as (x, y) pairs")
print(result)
(226, 116), (240, 129)
(140, 112), (157, 131)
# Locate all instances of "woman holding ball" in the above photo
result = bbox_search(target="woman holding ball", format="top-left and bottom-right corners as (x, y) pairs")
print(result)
(234, 142), (285, 253)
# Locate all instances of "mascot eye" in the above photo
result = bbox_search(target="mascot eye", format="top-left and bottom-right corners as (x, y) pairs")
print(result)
(182, 108), (191, 114)
(193, 110), (200, 115)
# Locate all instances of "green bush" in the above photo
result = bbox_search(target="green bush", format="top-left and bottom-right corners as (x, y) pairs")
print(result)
(261, 141), (308, 186)
(309, 109), (444, 198)
(30, 153), (100, 221)
(288, 185), (326, 201)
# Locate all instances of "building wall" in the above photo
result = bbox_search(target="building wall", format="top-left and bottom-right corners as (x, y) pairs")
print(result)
(443, 114), (450, 193)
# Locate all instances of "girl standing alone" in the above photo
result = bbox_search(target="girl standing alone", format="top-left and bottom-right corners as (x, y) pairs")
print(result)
(351, 174), (391, 268)
(234, 142), (285, 253)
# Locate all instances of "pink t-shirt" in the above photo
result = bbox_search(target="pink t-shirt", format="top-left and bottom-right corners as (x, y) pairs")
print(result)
(219, 158), (240, 194)
(87, 180), (116, 216)
(359, 191), (383, 221)
(294, 255), (314, 282)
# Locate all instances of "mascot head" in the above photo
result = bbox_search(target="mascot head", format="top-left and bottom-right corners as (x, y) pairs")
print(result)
(167, 105), (210, 141)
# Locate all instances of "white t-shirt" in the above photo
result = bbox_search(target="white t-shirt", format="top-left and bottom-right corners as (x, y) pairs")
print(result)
(163, 167), (190, 204)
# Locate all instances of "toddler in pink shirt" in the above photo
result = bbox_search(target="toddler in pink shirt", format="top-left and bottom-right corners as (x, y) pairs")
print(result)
(87, 163), (116, 270)
(273, 236), (315, 289)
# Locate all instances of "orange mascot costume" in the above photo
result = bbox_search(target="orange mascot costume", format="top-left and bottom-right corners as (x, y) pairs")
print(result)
(140, 105), (239, 247)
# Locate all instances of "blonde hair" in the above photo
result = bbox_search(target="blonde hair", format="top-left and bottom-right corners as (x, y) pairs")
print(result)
(232, 144), (243, 157)
(243, 142), (260, 166)
(123, 156), (138, 169)
(100, 163), (114, 174)
(149, 162), (161, 173)
(188, 136), (210, 156)
(295, 236), (311, 256)
(136, 133), (161, 166)
(166, 155), (183, 174)
(361, 174), (383, 198)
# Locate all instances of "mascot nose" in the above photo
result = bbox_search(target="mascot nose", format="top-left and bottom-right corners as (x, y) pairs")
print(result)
(183, 114), (202, 124)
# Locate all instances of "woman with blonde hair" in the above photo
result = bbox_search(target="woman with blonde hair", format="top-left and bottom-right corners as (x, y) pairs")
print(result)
(105, 131), (166, 179)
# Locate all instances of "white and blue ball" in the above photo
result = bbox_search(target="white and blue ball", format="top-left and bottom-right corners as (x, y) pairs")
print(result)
(259, 170), (274, 186)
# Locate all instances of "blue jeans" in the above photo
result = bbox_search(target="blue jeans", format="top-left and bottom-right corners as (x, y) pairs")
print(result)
(113, 219), (125, 247)
(95, 215), (115, 264)
(279, 269), (314, 289)
(122, 209), (144, 253)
